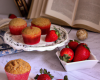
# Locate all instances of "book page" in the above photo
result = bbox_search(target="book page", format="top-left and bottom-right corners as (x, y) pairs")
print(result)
(73, 0), (100, 31)
(39, 0), (69, 26)
(34, 0), (43, 18)
(40, 0), (47, 17)
(27, 0), (38, 19)
(45, 0), (78, 25)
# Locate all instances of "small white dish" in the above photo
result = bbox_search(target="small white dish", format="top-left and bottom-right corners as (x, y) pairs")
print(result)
(56, 51), (99, 71)
(4, 24), (69, 51)
(0, 65), (35, 80)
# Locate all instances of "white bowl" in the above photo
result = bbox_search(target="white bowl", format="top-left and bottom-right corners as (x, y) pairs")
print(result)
(56, 51), (99, 71)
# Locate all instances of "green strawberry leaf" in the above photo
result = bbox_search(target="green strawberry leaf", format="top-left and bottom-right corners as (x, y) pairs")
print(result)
(59, 56), (62, 60)
(59, 54), (71, 62)
(65, 45), (69, 48)
(44, 69), (47, 74)
(64, 75), (68, 80)
(54, 27), (60, 38)
(83, 45), (90, 52)
(51, 75), (54, 79)
(74, 39), (80, 43)
(35, 68), (54, 80)
(63, 56), (67, 62)
(69, 40), (73, 42)
(34, 74), (39, 79)
(49, 74), (54, 79)
(69, 39), (80, 43)
(47, 71), (50, 75)
(40, 68), (43, 74)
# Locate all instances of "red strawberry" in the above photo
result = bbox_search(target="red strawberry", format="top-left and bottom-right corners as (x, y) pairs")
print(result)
(37, 74), (51, 80)
(34, 68), (54, 80)
(45, 30), (58, 42)
(73, 44), (90, 62)
(59, 46), (74, 62)
(75, 43), (88, 51)
(8, 14), (17, 19)
(67, 40), (79, 51)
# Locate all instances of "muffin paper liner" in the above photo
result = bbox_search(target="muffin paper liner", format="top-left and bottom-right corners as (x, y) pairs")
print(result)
(9, 23), (27, 35)
(5, 70), (30, 80)
(31, 23), (51, 35)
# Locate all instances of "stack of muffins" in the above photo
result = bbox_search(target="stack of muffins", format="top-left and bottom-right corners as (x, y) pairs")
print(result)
(8, 17), (51, 45)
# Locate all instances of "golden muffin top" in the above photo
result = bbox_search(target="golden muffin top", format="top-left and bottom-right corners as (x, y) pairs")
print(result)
(31, 17), (51, 27)
(5, 59), (31, 74)
(22, 26), (41, 35)
(9, 18), (27, 26)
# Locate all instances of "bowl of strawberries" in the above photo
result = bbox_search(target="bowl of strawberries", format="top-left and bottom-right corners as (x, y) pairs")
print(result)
(56, 40), (99, 71)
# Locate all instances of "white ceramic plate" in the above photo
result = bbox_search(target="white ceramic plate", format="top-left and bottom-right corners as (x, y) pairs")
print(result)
(4, 24), (69, 51)
(0, 65), (35, 80)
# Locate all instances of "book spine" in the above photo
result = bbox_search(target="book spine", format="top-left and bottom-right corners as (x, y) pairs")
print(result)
(14, 0), (29, 17)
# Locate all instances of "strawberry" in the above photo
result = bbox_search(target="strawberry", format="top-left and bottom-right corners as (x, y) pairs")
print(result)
(67, 40), (79, 51)
(34, 68), (54, 80)
(8, 14), (17, 19)
(37, 74), (51, 80)
(45, 28), (60, 42)
(75, 43), (88, 51)
(73, 44), (90, 62)
(59, 46), (74, 62)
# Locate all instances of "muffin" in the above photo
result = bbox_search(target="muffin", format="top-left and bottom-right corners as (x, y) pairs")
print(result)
(22, 26), (41, 45)
(9, 18), (27, 35)
(5, 59), (31, 80)
(31, 17), (51, 35)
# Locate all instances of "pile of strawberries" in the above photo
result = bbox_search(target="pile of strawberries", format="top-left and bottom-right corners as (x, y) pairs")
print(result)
(59, 40), (90, 62)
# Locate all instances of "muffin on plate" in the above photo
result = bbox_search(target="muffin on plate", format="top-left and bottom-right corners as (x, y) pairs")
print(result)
(22, 26), (41, 45)
(31, 17), (51, 35)
(5, 59), (31, 80)
(9, 18), (27, 35)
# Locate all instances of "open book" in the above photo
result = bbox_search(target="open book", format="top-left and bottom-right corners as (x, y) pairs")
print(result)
(27, 0), (100, 33)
